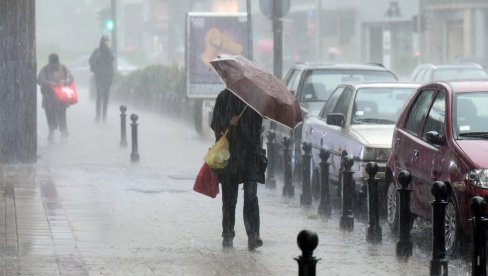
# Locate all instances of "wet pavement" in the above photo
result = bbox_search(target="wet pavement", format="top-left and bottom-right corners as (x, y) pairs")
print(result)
(0, 91), (473, 275)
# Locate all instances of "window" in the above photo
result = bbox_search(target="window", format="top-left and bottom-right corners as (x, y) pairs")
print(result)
(422, 92), (446, 140)
(285, 69), (302, 93)
(333, 87), (353, 116)
(404, 89), (435, 134)
(319, 87), (345, 119)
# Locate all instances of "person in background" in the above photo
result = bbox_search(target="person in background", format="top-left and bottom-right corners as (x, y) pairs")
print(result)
(210, 88), (265, 250)
(37, 53), (74, 141)
(89, 35), (115, 122)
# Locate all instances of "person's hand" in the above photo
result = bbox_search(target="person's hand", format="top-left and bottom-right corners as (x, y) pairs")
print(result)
(229, 116), (240, 127)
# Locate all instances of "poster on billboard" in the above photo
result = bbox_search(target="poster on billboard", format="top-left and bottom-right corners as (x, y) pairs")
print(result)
(186, 12), (249, 98)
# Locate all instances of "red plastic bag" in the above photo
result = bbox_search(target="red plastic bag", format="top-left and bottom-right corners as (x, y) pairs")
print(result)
(52, 83), (78, 105)
(193, 163), (220, 198)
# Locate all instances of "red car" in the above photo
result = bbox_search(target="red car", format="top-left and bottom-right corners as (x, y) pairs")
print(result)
(386, 80), (488, 254)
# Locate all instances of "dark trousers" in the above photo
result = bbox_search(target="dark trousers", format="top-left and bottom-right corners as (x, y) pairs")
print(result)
(95, 78), (112, 121)
(44, 107), (67, 133)
(221, 181), (260, 240)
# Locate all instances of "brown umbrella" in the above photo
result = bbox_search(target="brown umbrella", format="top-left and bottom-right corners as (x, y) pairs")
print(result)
(210, 54), (303, 129)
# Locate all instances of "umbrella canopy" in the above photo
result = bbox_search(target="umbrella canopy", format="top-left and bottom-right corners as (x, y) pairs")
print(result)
(210, 54), (303, 130)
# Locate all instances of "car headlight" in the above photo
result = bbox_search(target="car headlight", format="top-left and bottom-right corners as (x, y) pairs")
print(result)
(466, 169), (488, 189)
(359, 147), (391, 162)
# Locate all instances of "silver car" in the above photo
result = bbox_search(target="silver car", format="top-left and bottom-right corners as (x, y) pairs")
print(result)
(302, 82), (419, 206)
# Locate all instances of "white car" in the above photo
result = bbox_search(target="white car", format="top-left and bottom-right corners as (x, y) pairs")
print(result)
(301, 82), (419, 209)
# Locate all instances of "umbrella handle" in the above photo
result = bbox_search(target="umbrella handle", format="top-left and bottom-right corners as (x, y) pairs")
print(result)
(238, 106), (248, 118)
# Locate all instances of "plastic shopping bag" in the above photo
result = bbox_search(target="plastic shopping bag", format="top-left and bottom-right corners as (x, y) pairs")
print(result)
(52, 83), (78, 105)
(193, 163), (220, 198)
(204, 129), (230, 169)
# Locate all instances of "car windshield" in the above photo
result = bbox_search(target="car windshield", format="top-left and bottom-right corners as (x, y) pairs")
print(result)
(351, 87), (416, 125)
(433, 68), (488, 81)
(302, 69), (398, 102)
(454, 92), (488, 139)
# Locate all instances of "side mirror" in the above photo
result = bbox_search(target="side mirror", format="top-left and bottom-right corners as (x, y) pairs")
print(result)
(326, 113), (345, 127)
(425, 130), (444, 145)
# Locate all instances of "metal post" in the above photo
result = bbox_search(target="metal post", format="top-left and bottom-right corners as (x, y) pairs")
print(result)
(318, 149), (331, 217)
(340, 155), (354, 231)
(130, 114), (139, 162)
(366, 162), (382, 244)
(272, 0), (283, 79)
(120, 105), (127, 148)
(282, 136), (294, 197)
(300, 142), (312, 207)
(396, 170), (413, 259)
(430, 181), (448, 276)
(266, 130), (276, 189)
(471, 196), (487, 276)
(294, 230), (320, 276)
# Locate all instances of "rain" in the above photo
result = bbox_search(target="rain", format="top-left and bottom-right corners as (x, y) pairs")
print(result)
(1, 0), (487, 275)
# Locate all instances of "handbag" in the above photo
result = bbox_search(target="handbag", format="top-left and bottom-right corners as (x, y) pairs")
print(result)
(204, 129), (230, 169)
(52, 83), (78, 105)
(193, 163), (220, 198)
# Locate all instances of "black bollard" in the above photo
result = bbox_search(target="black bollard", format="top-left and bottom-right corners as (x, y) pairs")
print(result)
(340, 155), (354, 231)
(471, 196), (487, 276)
(282, 136), (294, 197)
(430, 181), (448, 276)
(396, 170), (413, 259)
(130, 114), (140, 162)
(317, 149), (331, 217)
(265, 130), (277, 189)
(366, 162), (382, 244)
(294, 230), (320, 276)
(300, 142), (312, 207)
(120, 105), (128, 148)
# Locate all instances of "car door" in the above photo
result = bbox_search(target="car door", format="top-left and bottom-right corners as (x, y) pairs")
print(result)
(395, 89), (436, 216)
(306, 87), (346, 165)
(320, 86), (354, 182)
(411, 91), (446, 218)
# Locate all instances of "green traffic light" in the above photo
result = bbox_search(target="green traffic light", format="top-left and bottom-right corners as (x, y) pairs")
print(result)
(104, 19), (114, 31)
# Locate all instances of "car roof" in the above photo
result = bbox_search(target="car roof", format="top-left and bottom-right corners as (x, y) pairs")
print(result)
(291, 62), (393, 71)
(417, 63), (483, 70)
(338, 82), (420, 89)
(440, 80), (488, 93)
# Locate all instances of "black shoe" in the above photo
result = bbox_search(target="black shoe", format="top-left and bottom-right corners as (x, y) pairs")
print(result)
(222, 238), (233, 248)
(248, 237), (263, 251)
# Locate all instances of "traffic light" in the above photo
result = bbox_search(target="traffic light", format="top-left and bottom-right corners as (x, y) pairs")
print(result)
(97, 8), (114, 32)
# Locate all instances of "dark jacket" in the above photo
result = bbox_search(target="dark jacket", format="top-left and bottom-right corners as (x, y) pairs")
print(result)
(211, 89), (265, 185)
(89, 39), (115, 81)
(37, 63), (74, 109)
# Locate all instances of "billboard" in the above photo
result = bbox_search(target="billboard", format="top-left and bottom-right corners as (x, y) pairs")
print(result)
(186, 12), (249, 98)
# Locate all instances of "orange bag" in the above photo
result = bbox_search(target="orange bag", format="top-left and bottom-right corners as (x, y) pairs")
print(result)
(193, 163), (220, 198)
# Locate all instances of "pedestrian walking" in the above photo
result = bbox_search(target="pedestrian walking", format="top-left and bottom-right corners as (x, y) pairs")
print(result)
(89, 35), (115, 122)
(37, 53), (74, 141)
(210, 88), (266, 250)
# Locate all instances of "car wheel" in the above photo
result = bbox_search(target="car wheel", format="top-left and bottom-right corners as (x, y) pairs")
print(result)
(445, 198), (463, 255)
(386, 180), (399, 233)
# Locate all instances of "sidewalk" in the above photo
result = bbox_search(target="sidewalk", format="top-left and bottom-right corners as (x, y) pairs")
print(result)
(0, 92), (470, 275)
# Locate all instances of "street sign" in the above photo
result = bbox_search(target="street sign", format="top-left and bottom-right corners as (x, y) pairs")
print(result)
(259, 0), (290, 19)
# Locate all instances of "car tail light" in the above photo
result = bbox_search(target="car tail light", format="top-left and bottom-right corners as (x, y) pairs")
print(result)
(466, 169), (488, 189)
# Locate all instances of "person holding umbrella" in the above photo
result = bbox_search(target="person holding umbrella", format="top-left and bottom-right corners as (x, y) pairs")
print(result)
(209, 55), (303, 250)
(211, 88), (265, 250)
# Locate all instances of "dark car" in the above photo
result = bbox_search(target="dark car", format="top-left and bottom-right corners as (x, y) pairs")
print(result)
(263, 62), (398, 176)
(385, 80), (488, 254)
(410, 63), (487, 83)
